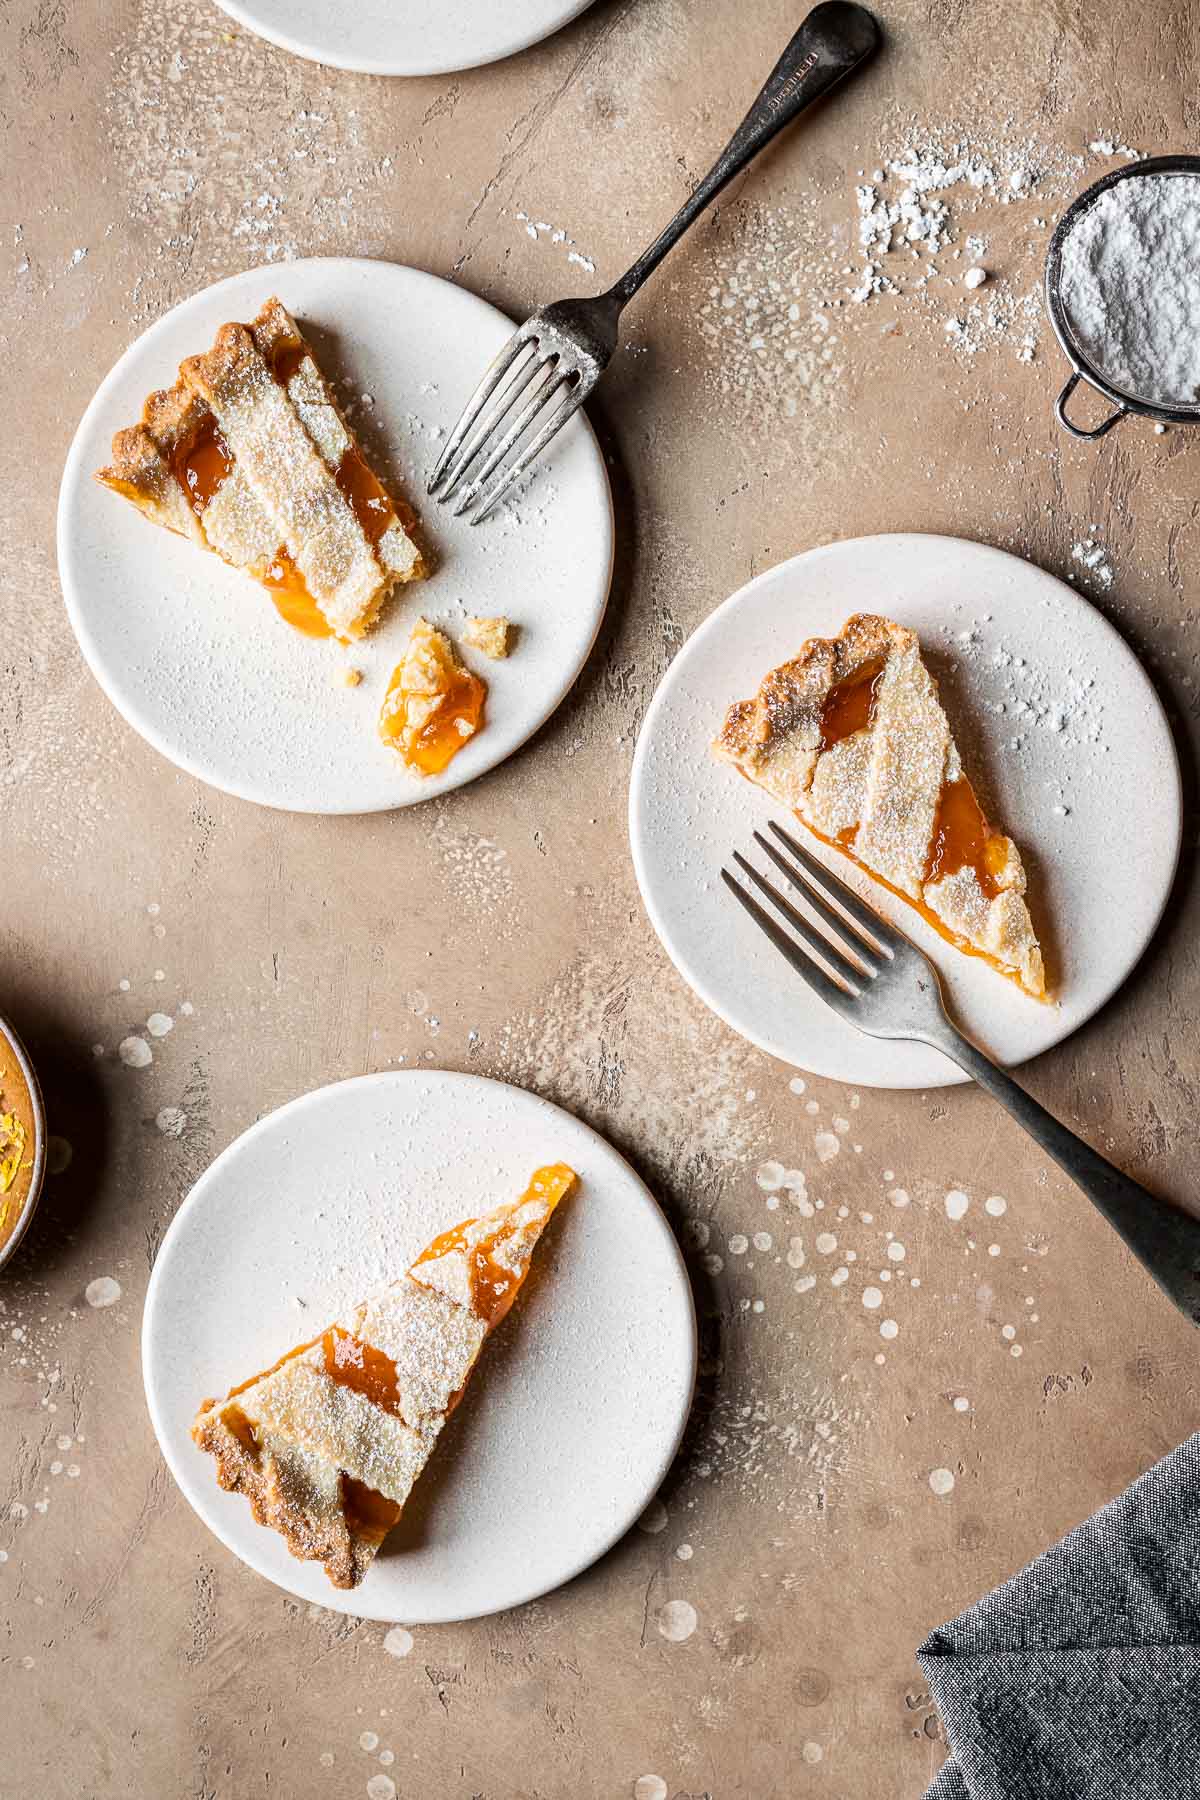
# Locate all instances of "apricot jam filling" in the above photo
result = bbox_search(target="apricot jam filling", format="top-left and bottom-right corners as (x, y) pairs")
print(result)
(321, 1326), (403, 1416)
(171, 412), (233, 516)
(260, 549), (334, 638)
(221, 1404), (261, 1460)
(800, 663), (1027, 984)
(341, 1475), (403, 1541)
(817, 656), (885, 752)
(412, 1223), (517, 1330)
(800, 794), (1033, 994)
(925, 776), (1007, 900)
(411, 1163), (576, 1329)
(269, 339), (307, 387)
(335, 446), (393, 549)
(379, 631), (488, 777)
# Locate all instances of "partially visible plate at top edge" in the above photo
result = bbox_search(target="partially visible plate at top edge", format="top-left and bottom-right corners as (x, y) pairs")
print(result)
(209, 0), (598, 77)
(629, 534), (1181, 1090)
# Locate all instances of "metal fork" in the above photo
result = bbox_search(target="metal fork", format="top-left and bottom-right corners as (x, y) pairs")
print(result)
(428, 1), (879, 523)
(723, 820), (1200, 1328)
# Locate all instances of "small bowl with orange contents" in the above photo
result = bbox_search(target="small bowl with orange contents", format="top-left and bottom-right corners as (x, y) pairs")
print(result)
(0, 1013), (46, 1273)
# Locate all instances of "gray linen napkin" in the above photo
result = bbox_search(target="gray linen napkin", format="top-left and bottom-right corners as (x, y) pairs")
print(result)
(917, 1433), (1200, 1800)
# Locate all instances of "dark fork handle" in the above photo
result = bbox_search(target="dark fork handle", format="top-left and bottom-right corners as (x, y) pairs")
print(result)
(935, 1026), (1200, 1327)
(605, 2), (880, 309)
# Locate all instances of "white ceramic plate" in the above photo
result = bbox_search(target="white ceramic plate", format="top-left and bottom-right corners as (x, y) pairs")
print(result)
(209, 0), (597, 77)
(142, 1071), (696, 1623)
(59, 259), (613, 814)
(630, 535), (1181, 1090)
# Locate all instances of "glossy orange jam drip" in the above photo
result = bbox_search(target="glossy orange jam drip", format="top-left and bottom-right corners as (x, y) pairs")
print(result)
(336, 447), (394, 548)
(817, 656), (885, 752)
(254, 453), (394, 640)
(341, 1475), (403, 1542)
(411, 1164), (577, 1330)
(925, 776), (1006, 901)
(270, 339), (307, 387)
(259, 548), (335, 639)
(259, 455), (396, 635)
(799, 811), (1041, 998)
(320, 1325), (402, 1416)
(221, 1404), (260, 1459)
(379, 656), (487, 777)
(172, 412), (233, 516)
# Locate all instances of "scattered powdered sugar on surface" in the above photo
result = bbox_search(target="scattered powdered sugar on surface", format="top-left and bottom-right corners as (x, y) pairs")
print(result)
(835, 128), (1144, 372)
(1071, 537), (1115, 590)
(1059, 173), (1200, 405)
(420, 804), (514, 923)
(512, 209), (597, 274)
(155, 1106), (187, 1137)
(929, 1467), (956, 1496)
(694, 203), (846, 432)
(634, 1779), (668, 1800)
(117, 1035), (152, 1069)
(104, 12), (418, 325)
(84, 1277), (122, 1309)
(656, 1599), (698, 1643)
(934, 607), (1108, 771)
(382, 1626), (413, 1658)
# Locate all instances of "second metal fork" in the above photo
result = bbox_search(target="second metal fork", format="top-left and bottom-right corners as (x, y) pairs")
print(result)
(428, 1), (879, 522)
(724, 820), (1200, 1330)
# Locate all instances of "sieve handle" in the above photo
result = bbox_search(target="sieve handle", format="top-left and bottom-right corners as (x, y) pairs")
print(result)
(1055, 371), (1127, 440)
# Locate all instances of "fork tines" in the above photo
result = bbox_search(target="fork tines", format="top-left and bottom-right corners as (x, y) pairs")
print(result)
(721, 821), (901, 1014)
(427, 323), (587, 525)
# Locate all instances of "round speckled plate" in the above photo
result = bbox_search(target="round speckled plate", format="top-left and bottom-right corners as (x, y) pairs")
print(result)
(142, 1071), (696, 1623)
(629, 534), (1181, 1090)
(209, 0), (597, 77)
(58, 258), (613, 814)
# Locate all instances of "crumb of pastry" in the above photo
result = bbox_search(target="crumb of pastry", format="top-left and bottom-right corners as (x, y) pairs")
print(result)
(464, 616), (514, 660)
(335, 666), (363, 689)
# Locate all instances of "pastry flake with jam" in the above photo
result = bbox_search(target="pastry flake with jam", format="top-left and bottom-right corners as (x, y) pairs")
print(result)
(379, 617), (487, 777)
(96, 297), (425, 643)
(191, 1164), (576, 1590)
(713, 613), (1046, 998)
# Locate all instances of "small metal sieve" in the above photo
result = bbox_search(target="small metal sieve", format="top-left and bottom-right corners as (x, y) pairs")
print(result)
(1045, 152), (1200, 439)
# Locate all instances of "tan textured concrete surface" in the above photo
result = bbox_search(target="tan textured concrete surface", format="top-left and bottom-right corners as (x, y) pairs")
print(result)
(3, 1), (1200, 1795)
